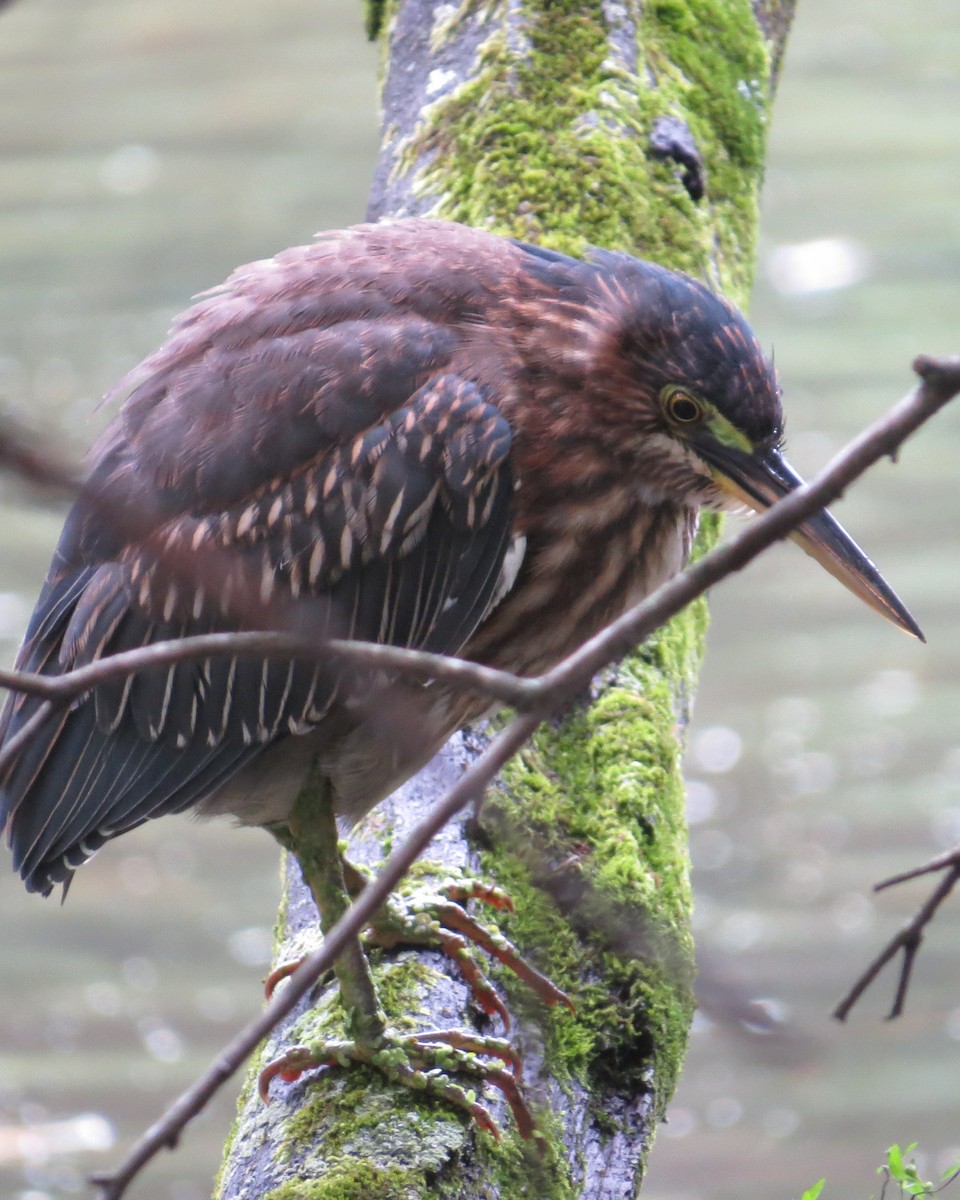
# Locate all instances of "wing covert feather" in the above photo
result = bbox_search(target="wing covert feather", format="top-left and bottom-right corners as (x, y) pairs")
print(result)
(1, 356), (514, 893)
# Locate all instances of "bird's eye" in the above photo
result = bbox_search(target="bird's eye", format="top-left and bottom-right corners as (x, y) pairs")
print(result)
(663, 388), (704, 425)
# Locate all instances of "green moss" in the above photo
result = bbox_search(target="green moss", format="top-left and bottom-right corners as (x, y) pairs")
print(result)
(278, 1069), (462, 1161)
(265, 1160), (418, 1200)
(483, 1114), (579, 1200)
(400, 0), (768, 301)
(375, 955), (440, 1023)
(364, 0), (388, 40)
(483, 621), (701, 1098)
(640, 0), (769, 301)
(464, 587), (712, 1188)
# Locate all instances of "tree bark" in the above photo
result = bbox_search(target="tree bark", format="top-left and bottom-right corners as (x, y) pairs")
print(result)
(215, 1), (795, 1197)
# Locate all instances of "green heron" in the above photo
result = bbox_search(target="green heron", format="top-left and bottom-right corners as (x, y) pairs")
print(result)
(0, 218), (919, 1132)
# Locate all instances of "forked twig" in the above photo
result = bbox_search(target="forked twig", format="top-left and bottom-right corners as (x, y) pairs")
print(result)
(833, 845), (960, 1022)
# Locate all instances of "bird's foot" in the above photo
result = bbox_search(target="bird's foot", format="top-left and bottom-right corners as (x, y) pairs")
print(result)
(265, 870), (573, 1028)
(258, 1028), (539, 1142)
(363, 877), (574, 1029)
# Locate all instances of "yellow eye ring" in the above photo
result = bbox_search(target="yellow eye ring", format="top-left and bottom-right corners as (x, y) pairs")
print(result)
(663, 387), (704, 426)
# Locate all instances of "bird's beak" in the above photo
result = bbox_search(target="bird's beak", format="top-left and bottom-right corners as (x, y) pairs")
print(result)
(694, 439), (924, 641)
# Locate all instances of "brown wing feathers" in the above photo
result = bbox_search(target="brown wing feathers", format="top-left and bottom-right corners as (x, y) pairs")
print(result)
(0, 227), (519, 894)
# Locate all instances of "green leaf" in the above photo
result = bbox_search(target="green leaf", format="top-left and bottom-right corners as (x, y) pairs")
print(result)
(800, 1180), (825, 1200)
(888, 1144), (906, 1181)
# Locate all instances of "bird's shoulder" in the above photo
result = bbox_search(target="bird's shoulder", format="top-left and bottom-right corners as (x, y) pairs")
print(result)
(88, 221), (530, 521)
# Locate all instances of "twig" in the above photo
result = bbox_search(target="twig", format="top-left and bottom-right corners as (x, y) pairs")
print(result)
(875, 846), (960, 890)
(0, 413), (80, 496)
(87, 353), (960, 1198)
(833, 846), (960, 1021)
(0, 701), (56, 781)
(0, 632), (536, 710)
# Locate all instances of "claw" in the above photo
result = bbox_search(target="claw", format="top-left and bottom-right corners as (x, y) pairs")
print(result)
(263, 958), (300, 1000)
(259, 1030), (535, 1139)
(481, 1065), (537, 1141)
(466, 1102), (501, 1141)
(388, 1056), (502, 1141)
(435, 930), (512, 1030)
(365, 888), (573, 1024)
(413, 1029), (522, 1074)
(264, 955), (335, 1001)
(442, 879), (515, 913)
(259, 1044), (327, 1101)
(433, 901), (575, 1013)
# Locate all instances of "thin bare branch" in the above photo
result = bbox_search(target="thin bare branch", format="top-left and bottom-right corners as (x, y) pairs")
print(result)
(875, 846), (960, 891)
(86, 353), (960, 1198)
(0, 701), (56, 781)
(834, 847), (960, 1021)
(0, 632), (535, 710)
(0, 411), (80, 496)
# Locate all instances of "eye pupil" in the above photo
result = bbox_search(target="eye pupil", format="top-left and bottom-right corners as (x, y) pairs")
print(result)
(669, 393), (701, 423)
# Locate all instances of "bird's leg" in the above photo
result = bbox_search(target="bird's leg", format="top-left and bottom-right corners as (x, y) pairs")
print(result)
(269, 775), (386, 1044)
(260, 773), (543, 1140)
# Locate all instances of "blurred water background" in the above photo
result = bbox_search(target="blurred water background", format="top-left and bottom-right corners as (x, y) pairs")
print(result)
(0, 2), (958, 1198)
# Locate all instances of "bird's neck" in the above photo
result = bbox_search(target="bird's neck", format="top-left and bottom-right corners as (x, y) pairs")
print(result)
(466, 492), (699, 678)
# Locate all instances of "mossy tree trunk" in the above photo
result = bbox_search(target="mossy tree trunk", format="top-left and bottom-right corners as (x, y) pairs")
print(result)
(215, 1), (794, 1197)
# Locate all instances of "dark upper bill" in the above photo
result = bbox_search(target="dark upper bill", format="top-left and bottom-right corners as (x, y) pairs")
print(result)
(692, 438), (924, 641)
